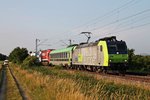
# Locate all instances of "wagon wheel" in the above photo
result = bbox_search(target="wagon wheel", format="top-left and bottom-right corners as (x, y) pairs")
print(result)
(119, 67), (126, 76)
(102, 67), (108, 74)
(90, 66), (94, 72)
(93, 67), (98, 72)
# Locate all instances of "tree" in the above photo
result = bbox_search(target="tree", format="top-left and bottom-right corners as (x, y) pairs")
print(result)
(128, 49), (150, 73)
(128, 49), (135, 66)
(9, 47), (28, 64)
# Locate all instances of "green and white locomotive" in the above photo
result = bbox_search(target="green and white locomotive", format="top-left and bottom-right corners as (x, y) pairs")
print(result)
(72, 36), (128, 73)
(50, 36), (128, 73)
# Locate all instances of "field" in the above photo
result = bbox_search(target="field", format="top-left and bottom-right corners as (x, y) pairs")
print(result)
(9, 64), (150, 100)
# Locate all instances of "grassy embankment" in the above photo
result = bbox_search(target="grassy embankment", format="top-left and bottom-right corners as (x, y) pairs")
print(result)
(0, 62), (22, 100)
(6, 66), (22, 100)
(11, 64), (150, 100)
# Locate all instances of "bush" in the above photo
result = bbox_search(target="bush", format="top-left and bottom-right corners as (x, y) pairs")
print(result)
(128, 49), (150, 74)
(22, 56), (40, 67)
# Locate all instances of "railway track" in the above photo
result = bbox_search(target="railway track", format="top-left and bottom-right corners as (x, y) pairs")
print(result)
(61, 67), (150, 84)
(46, 66), (150, 84)
(117, 74), (150, 83)
(89, 70), (150, 83)
(0, 65), (28, 100)
(98, 72), (150, 83)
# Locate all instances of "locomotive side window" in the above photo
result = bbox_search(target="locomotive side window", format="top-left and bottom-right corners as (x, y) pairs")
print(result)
(100, 46), (103, 52)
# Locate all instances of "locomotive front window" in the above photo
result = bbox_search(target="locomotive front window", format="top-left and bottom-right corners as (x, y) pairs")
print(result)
(117, 43), (127, 51)
(108, 45), (117, 54)
(108, 42), (127, 54)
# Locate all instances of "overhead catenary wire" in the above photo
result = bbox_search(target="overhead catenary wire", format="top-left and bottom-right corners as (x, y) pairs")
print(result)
(49, 0), (139, 44)
(56, 0), (140, 43)
(114, 22), (150, 34)
(71, 0), (141, 33)
(39, 0), (149, 48)
(110, 13), (150, 33)
(72, 9), (150, 42)
(72, 0), (138, 30)
(94, 21), (150, 39)
(90, 8), (150, 32)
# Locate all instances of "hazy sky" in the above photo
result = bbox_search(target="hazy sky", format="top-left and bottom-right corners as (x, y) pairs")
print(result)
(0, 0), (150, 55)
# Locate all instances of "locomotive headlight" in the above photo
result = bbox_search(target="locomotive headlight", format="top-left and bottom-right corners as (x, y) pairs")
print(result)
(109, 60), (112, 62)
(124, 60), (127, 62)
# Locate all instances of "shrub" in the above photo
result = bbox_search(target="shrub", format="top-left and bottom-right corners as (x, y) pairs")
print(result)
(22, 56), (40, 67)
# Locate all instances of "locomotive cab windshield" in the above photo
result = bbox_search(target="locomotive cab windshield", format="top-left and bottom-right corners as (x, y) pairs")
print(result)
(107, 41), (127, 54)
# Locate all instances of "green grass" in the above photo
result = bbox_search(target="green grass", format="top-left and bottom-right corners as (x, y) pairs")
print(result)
(0, 61), (4, 64)
(11, 64), (150, 100)
(6, 67), (22, 100)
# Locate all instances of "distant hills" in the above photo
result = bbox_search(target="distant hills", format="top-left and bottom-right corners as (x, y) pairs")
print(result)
(139, 53), (150, 56)
(0, 53), (8, 60)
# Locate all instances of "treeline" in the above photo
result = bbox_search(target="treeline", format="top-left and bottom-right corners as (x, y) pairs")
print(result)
(0, 53), (7, 60)
(9, 47), (28, 64)
(9, 47), (39, 66)
(128, 49), (150, 73)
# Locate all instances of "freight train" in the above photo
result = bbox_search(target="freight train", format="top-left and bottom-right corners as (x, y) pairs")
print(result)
(49, 36), (128, 74)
